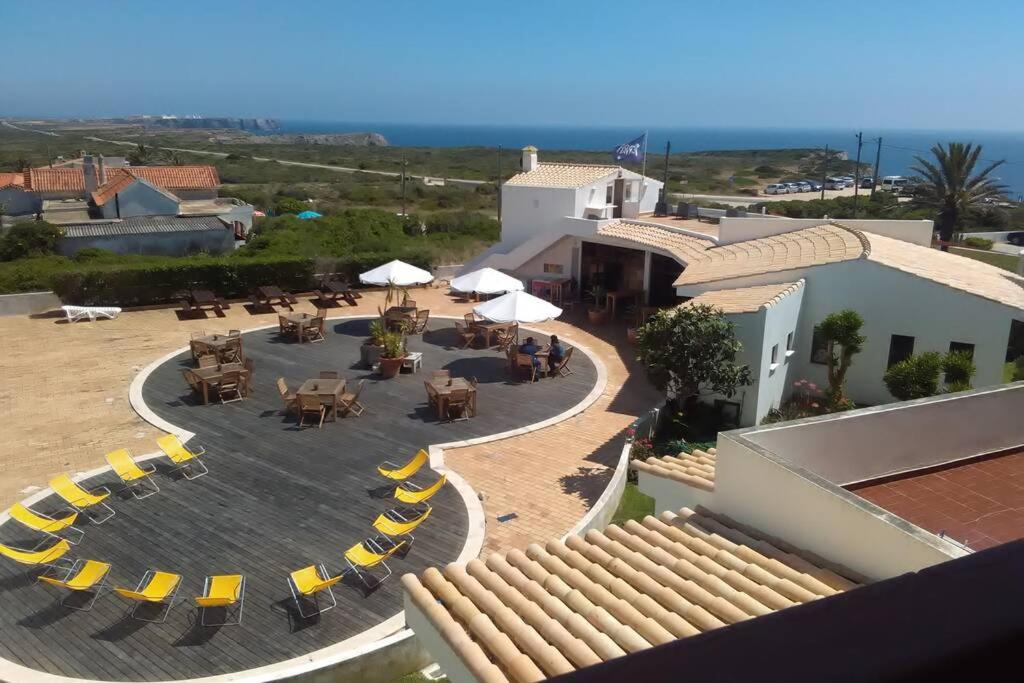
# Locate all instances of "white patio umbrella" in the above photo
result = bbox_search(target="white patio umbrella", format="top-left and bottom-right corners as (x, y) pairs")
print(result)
(450, 267), (524, 295)
(358, 259), (434, 287)
(473, 290), (562, 324)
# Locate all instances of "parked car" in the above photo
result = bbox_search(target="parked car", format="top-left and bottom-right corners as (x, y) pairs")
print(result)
(794, 181), (812, 192)
(860, 176), (874, 189)
(881, 176), (911, 193)
(803, 180), (823, 191)
(839, 176), (855, 186)
(765, 183), (789, 195)
(825, 178), (846, 190)
(785, 182), (803, 193)
(1007, 231), (1024, 246)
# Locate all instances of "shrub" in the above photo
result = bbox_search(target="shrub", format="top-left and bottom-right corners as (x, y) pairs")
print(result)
(0, 221), (63, 261)
(962, 236), (994, 250)
(274, 197), (307, 215)
(884, 352), (943, 401)
(943, 350), (976, 392)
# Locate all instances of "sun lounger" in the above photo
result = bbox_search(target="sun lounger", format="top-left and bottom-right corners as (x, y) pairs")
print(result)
(49, 474), (115, 524)
(61, 305), (121, 323)
(113, 570), (183, 622)
(105, 449), (160, 499)
(156, 434), (209, 479)
(373, 507), (431, 548)
(195, 574), (246, 626)
(395, 473), (447, 505)
(0, 539), (71, 567)
(287, 564), (342, 618)
(38, 559), (111, 610)
(377, 449), (428, 482)
(342, 537), (406, 590)
(8, 503), (84, 544)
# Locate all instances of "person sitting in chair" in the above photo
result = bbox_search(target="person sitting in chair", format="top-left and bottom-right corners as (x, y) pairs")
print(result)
(519, 336), (542, 381)
(546, 335), (564, 374)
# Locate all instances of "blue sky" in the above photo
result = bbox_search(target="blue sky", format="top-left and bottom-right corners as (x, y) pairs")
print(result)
(2, 0), (1022, 130)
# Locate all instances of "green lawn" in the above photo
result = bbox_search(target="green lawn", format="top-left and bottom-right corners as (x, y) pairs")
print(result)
(393, 672), (448, 683)
(949, 247), (1019, 272)
(611, 482), (655, 525)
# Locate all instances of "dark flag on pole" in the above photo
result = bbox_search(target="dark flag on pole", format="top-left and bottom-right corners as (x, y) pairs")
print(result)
(613, 133), (646, 163)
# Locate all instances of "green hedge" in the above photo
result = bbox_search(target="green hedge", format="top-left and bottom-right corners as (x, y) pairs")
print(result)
(52, 257), (316, 306)
(962, 236), (994, 250)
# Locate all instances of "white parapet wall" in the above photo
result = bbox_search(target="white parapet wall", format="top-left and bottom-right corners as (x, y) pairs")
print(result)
(636, 467), (716, 515)
(716, 216), (934, 247)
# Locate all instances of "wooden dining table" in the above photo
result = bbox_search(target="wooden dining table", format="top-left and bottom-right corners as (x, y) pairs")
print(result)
(296, 377), (346, 420)
(191, 362), (250, 405)
(182, 289), (227, 314)
(192, 333), (241, 360)
(473, 321), (513, 347)
(284, 312), (315, 343)
(429, 377), (477, 421)
(385, 306), (417, 330)
(253, 285), (295, 310)
(318, 279), (359, 306)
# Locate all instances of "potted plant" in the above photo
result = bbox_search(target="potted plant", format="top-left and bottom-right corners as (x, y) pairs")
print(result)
(377, 331), (406, 378)
(360, 319), (386, 368)
(587, 284), (608, 325)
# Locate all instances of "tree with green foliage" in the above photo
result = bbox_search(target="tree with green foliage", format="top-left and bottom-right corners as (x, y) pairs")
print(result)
(0, 221), (62, 261)
(884, 352), (944, 401)
(127, 143), (155, 166)
(942, 351), (976, 393)
(636, 304), (752, 401)
(273, 197), (307, 215)
(911, 142), (1007, 249)
(816, 310), (866, 408)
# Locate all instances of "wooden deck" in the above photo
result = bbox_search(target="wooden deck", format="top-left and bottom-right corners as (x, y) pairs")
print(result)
(0, 317), (597, 681)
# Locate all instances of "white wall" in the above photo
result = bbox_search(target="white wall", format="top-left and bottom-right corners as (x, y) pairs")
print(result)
(500, 185), (579, 249)
(512, 235), (575, 282)
(681, 260), (1020, 407)
(636, 467), (716, 514)
(714, 432), (965, 580)
(752, 282), (805, 421)
(717, 216), (933, 247)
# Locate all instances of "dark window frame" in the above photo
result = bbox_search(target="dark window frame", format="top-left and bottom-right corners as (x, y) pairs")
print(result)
(887, 334), (915, 368)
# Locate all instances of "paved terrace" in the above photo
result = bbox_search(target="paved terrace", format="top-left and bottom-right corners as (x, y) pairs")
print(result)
(0, 289), (658, 551)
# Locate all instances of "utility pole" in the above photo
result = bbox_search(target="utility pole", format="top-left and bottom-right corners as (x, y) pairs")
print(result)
(870, 137), (882, 198)
(659, 141), (671, 214)
(496, 145), (502, 222)
(852, 132), (863, 218)
(820, 145), (829, 201)
(400, 154), (407, 218)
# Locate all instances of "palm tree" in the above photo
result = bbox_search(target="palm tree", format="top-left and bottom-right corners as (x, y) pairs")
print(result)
(127, 143), (153, 166)
(911, 142), (1006, 250)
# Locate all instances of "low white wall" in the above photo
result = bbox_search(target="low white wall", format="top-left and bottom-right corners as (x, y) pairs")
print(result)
(717, 216), (933, 247)
(636, 468), (715, 514)
(715, 432), (965, 581)
(0, 290), (61, 316)
(563, 440), (631, 539)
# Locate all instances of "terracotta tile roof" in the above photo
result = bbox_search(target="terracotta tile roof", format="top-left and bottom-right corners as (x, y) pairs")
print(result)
(505, 162), (620, 188)
(680, 281), (804, 314)
(106, 165), (219, 190)
(25, 167), (91, 192)
(864, 230), (1024, 311)
(0, 172), (26, 188)
(674, 223), (868, 287)
(90, 172), (136, 206)
(403, 505), (861, 681)
(631, 447), (717, 490)
(597, 220), (714, 264)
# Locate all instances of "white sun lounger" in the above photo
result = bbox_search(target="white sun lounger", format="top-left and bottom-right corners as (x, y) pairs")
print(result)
(62, 305), (122, 322)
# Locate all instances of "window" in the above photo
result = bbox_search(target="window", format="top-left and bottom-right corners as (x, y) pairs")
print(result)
(543, 263), (564, 274)
(769, 344), (780, 373)
(625, 182), (633, 201)
(810, 327), (829, 365)
(605, 184), (614, 204)
(887, 334), (915, 368)
(785, 331), (796, 358)
(949, 341), (975, 359)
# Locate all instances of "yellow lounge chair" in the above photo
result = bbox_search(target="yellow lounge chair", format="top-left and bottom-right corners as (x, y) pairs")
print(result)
(372, 507), (432, 547)
(8, 503), (84, 544)
(195, 574), (246, 626)
(105, 449), (159, 500)
(0, 539), (71, 567)
(114, 570), (183, 622)
(49, 474), (115, 524)
(156, 434), (208, 480)
(377, 449), (428, 482)
(394, 473), (447, 505)
(38, 559), (111, 611)
(343, 537), (406, 590)
(287, 564), (342, 619)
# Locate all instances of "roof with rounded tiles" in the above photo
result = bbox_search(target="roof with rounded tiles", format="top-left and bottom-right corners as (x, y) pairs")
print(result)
(597, 220), (715, 265)
(631, 447), (717, 490)
(402, 504), (863, 681)
(680, 281), (805, 315)
(505, 162), (622, 188)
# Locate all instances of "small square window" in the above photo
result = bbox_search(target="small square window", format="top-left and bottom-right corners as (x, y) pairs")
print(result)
(888, 334), (915, 368)
(625, 183), (633, 201)
(786, 332), (794, 351)
(771, 344), (779, 364)
(949, 341), (975, 359)
(543, 263), (564, 274)
(605, 185), (614, 204)
(810, 327), (829, 365)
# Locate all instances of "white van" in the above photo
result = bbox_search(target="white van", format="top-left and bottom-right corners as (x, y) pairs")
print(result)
(881, 176), (911, 193)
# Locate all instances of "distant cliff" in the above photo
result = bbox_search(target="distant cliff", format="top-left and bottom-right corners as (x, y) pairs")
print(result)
(244, 132), (389, 146)
(140, 117), (280, 131)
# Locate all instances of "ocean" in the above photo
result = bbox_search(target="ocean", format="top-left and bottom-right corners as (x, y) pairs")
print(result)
(277, 121), (1024, 197)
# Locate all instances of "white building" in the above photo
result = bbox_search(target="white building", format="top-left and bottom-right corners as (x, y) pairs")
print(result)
(472, 147), (1024, 426)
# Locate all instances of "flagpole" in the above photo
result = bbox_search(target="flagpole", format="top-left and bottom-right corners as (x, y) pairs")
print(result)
(639, 130), (649, 200)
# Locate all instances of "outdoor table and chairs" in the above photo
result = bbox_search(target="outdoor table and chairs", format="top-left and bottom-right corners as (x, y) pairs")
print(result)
(279, 311), (326, 343)
(186, 362), (251, 405)
(384, 305), (417, 331)
(180, 289), (228, 316)
(316, 279), (359, 307)
(475, 321), (514, 347)
(296, 378), (346, 423)
(252, 285), (297, 311)
(191, 332), (242, 364)
(425, 376), (477, 421)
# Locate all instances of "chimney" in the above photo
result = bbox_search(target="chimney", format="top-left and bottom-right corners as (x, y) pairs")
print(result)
(82, 154), (97, 195)
(98, 155), (107, 185)
(521, 145), (538, 173)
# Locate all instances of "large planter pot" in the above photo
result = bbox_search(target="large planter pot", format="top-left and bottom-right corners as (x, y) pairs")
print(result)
(361, 343), (384, 368)
(378, 356), (404, 379)
(588, 308), (609, 325)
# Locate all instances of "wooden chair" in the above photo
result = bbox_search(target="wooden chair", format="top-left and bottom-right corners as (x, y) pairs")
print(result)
(411, 310), (430, 335)
(198, 354), (217, 368)
(298, 393), (326, 428)
(218, 371), (244, 403)
(430, 369), (451, 382)
(446, 388), (471, 422)
(495, 324), (518, 352)
(278, 315), (297, 336)
(221, 338), (243, 363)
(338, 379), (366, 417)
(303, 316), (326, 343)
(277, 378), (297, 416)
(454, 322), (476, 348)
(551, 346), (575, 377)
(515, 353), (537, 383)
(319, 371), (339, 379)
(182, 369), (203, 395)
(424, 381), (440, 410)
